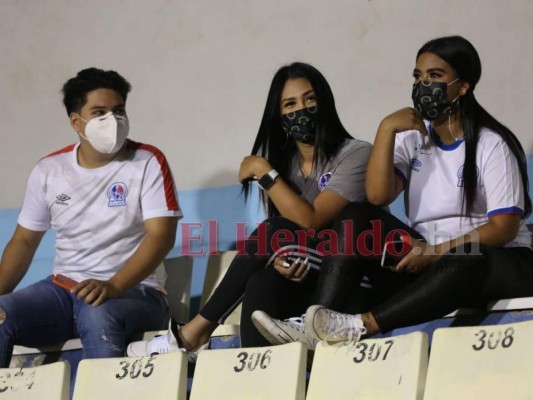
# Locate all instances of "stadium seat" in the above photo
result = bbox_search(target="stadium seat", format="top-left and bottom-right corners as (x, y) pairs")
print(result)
(163, 256), (193, 323)
(423, 319), (533, 399)
(306, 331), (428, 400)
(0, 360), (70, 399)
(190, 342), (306, 400)
(487, 296), (533, 312)
(73, 352), (187, 400)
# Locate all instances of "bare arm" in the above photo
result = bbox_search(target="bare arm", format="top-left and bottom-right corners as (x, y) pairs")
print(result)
(73, 217), (178, 306)
(0, 225), (46, 294)
(239, 147), (368, 230)
(437, 214), (521, 252)
(366, 108), (428, 206)
(264, 180), (350, 230)
(396, 214), (521, 273)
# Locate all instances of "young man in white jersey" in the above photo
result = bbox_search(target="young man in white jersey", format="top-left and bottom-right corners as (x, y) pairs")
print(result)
(0, 68), (182, 366)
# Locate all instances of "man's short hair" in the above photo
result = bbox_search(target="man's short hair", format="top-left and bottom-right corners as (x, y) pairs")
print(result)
(61, 68), (131, 115)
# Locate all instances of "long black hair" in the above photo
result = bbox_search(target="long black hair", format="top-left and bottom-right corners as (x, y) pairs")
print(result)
(243, 62), (353, 217)
(417, 35), (531, 218)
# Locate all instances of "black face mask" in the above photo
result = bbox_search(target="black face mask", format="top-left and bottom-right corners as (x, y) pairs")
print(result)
(412, 79), (459, 121)
(281, 106), (317, 144)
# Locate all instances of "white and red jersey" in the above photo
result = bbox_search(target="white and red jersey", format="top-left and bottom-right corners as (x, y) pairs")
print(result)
(18, 139), (182, 291)
(394, 124), (531, 248)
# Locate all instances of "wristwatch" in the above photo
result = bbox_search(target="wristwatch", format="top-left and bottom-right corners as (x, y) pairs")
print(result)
(258, 169), (279, 191)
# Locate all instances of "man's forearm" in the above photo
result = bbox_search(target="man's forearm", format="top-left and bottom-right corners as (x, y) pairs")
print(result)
(0, 238), (38, 294)
(109, 229), (176, 293)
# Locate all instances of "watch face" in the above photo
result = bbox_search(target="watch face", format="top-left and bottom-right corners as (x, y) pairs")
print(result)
(258, 173), (274, 190)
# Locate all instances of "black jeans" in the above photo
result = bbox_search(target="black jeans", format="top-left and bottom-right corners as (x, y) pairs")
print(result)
(317, 202), (533, 332)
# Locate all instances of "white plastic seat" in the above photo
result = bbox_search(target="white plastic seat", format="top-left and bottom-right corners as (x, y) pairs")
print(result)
(163, 256), (193, 323)
(423, 319), (533, 399)
(0, 361), (70, 399)
(307, 331), (428, 400)
(190, 342), (306, 400)
(487, 296), (533, 311)
(73, 352), (187, 400)
(200, 251), (241, 336)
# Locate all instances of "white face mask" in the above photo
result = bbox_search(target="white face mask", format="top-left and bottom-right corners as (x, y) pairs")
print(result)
(78, 112), (129, 154)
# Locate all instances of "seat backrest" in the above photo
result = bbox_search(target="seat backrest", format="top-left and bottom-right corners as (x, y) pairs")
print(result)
(163, 256), (193, 323)
(487, 296), (533, 311)
(423, 320), (533, 399)
(200, 251), (241, 325)
(306, 331), (428, 400)
(190, 342), (306, 400)
(73, 352), (187, 400)
(0, 361), (70, 400)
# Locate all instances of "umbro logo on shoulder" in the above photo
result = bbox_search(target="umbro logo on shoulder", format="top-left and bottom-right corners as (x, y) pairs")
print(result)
(55, 194), (71, 206)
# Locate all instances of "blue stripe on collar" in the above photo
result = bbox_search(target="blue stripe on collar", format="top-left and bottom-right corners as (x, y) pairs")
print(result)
(429, 124), (464, 151)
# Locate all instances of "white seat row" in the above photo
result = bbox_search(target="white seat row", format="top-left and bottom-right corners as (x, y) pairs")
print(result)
(4, 318), (533, 399)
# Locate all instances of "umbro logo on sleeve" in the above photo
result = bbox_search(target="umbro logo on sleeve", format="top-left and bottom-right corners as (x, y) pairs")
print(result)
(55, 194), (71, 206)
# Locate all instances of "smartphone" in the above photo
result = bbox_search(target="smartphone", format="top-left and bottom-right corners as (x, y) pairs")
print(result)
(380, 239), (410, 268)
(52, 274), (78, 291)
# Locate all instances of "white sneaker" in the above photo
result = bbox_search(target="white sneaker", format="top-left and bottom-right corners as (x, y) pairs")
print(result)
(126, 320), (208, 363)
(251, 310), (319, 350)
(305, 305), (366, 344)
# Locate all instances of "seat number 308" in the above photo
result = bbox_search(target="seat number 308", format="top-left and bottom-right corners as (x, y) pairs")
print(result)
(472, 327), (514, 351)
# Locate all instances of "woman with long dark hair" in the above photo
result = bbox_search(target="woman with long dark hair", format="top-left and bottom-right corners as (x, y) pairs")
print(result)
(253, 36), (533, 345)
(127, 62), (371, 356)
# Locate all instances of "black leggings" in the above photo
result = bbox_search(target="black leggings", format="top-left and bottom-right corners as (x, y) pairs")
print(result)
(318, 202), (533, 332)
(200, 217), (323, 347)
(200, 215), (374, 346)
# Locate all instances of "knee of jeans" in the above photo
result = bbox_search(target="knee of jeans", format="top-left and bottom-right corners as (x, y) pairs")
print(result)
(78, 309), (124, 352)
(77, 303), (121, 334)
(0, 307), (5, 325)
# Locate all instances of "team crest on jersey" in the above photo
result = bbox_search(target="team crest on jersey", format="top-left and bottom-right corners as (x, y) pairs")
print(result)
(457, 165), (480, 187)
(107, 182), (128, 207)
(410, 158), (422, 172)
(318, 172), (332, 191)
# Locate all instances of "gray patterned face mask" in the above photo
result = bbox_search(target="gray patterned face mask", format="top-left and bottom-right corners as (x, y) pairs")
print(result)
(281, 106), (317, 144)
(412, 79), (459, 121)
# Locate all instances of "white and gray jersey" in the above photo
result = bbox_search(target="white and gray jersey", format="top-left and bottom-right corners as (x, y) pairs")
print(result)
(394, 124), (531, 248)
(287, 138), (372, 204)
